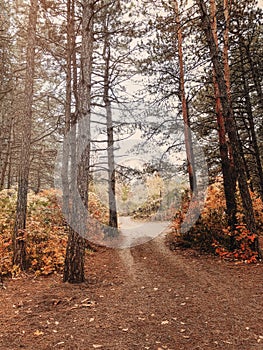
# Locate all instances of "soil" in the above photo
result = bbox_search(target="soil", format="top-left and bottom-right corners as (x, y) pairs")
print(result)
(0, 232), (263, 350)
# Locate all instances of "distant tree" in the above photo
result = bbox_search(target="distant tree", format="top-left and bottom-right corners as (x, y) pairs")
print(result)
(0, 2), (13, 190)
(101, 5), (119, 230)
(91, 0), (137, 232)
(13, 0), (38, 269)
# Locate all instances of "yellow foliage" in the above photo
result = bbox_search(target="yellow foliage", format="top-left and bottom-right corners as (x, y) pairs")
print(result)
(0, 188), (108, 277)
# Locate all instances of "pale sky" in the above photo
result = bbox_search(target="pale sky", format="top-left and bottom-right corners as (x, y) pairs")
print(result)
(186, 0), (262, 9)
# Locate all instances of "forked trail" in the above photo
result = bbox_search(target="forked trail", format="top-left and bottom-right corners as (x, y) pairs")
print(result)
(0, 231), (262, 350)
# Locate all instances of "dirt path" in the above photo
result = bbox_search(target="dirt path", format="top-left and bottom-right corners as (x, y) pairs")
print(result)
(0, 233), (262, 350)
(118, 216), (169, 248)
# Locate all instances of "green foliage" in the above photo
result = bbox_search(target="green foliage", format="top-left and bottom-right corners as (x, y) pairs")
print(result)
(132, 197), (162, 220)
(168, 180), (263, 263)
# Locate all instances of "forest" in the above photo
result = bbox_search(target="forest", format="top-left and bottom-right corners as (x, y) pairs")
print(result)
(0, 0), (263, 349)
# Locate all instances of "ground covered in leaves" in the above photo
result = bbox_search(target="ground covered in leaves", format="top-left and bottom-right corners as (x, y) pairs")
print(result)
(1, 233), (263, 350)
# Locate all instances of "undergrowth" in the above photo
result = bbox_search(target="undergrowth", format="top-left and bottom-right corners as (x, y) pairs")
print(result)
(0, 189), (108, 277)
(168, 180), (263, 263)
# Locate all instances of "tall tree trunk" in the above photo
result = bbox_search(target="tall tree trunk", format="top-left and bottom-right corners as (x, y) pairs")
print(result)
(196, 0), (262, 257)
(239, 44), (263, 200)
(105, 103), (118, 230)
(0, 117), (13, 190)
(173, 0), (197, 194)
(103, 21), (118, 232)
(223, 0), (231, 101)
(13, 0), (38, 269)
(210, 0), (237, 230)
(62, 0), (73, 218)
(244, 45), (263, 110)
(63, 0), (94, 283)
(77, 0), (93, 208)
(7, 147), (13, 189)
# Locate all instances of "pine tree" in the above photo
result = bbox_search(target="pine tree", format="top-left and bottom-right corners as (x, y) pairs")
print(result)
(13, 0), (39, 270)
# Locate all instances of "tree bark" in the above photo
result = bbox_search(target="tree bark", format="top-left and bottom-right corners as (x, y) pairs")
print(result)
(63, 0), (94, 283)
(210, 0), (237, 229)
(7, 146), (13, 189)
(13, 0), (38, 269)
(239, 43), (263, 200)
(103, 18), (118, 231)
(63, 227), (85, 283)
(196, 0), (261, 257)
(173, 0), (197, 194)
(62, 0), (73, 218)
(0, 117), (13, 190)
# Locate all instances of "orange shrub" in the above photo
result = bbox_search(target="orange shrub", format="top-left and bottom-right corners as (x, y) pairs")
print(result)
(0, 189), (109, 277)
(169, 180), (263, 263)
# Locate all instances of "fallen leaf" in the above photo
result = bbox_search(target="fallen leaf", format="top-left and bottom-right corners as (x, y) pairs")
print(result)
(161, 320), (169, 325)
(34, 330), (44, 336)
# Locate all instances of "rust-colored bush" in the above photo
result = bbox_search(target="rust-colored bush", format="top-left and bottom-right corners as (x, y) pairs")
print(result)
(168, 180), (263, 263)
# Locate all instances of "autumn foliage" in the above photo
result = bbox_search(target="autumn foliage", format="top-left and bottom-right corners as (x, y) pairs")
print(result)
(0, 189), (109, 277)
(169, 180), (263, 263)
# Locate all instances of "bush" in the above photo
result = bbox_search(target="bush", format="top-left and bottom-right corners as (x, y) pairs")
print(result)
(0, 189), (68, 277)
(168, 180), (263, 263)
(132, 197), (161, 220)
(0, 188), (109, 277)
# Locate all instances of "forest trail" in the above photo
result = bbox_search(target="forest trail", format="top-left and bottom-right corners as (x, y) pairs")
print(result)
(117, 216), (169, 248)
(1, 232), (263, 350)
